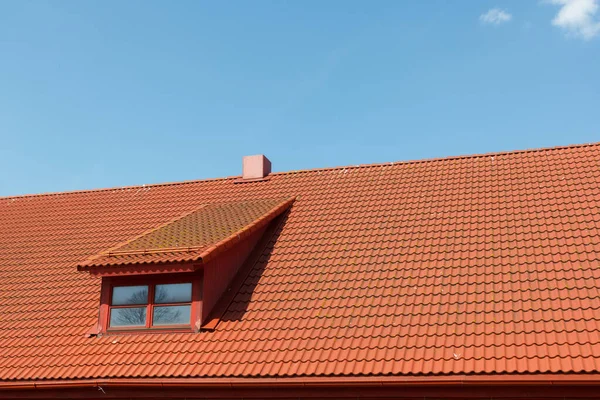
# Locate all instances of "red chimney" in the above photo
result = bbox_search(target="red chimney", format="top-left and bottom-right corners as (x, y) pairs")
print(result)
(242, 155), (271, 179)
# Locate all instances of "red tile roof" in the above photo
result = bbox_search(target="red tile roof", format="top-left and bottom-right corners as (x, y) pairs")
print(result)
(78, 197), (294, 269)
(2, 143), (600, 382)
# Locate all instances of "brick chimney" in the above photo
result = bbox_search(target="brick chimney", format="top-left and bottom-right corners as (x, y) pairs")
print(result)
(242, 155), (272, 180)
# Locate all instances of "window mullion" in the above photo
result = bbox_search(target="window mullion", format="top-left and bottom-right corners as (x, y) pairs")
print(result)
(147, 284), (155, 328)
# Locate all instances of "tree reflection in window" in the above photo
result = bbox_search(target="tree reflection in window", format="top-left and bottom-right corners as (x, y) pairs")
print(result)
(153, 305), (191, 325)
(155, 283), (192, 303)
(110, 307), (147, 327)
(112, 285), (148, 306)
(153, 284), (191, 325)
(110, 286), (149, 327)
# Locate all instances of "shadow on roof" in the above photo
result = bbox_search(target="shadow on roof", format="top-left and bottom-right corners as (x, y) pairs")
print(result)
(218, 211), (290, 324)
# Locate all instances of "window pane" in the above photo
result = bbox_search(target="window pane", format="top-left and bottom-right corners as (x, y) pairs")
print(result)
(109, 307), (147, 327)
(112, 285), (148, 305)
(154, 283), (192, 304)
(152, 305), (191, 326)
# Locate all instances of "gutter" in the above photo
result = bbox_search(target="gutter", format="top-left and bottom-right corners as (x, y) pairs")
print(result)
(2, 374), (600, 390)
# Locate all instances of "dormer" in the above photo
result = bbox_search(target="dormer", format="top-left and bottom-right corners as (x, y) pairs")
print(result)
(78, 196), (294, 335)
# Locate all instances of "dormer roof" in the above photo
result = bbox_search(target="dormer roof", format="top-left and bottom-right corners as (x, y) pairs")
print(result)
(78, 197), (294, 273)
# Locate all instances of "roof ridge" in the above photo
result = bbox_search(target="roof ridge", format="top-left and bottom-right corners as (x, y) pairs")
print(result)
(270, 141), (600, 176)
(3, 141), (599, 200)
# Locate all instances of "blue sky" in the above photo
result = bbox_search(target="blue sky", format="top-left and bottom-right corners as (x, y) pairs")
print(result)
(0, 1), (599, 196)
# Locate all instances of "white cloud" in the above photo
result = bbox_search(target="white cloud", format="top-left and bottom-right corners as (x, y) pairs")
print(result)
(548, 0), (600, 39)
(480, 8), (513, 25)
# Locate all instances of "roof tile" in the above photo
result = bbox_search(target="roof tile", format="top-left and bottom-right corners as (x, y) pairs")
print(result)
(2, 143), (600, 381)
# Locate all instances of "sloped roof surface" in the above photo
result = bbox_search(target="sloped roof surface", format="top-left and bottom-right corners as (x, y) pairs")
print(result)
(78, 197), (293, 268)
(1, 143), (600, 381)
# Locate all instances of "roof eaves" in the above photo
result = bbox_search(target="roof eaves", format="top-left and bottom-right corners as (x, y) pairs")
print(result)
(78, 261), (198, 277)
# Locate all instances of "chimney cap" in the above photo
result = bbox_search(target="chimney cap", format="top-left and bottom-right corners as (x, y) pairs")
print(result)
(242, 155), (272, 180)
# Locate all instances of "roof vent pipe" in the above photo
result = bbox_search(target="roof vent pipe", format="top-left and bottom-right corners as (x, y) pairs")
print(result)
(242, 155), (271, 180)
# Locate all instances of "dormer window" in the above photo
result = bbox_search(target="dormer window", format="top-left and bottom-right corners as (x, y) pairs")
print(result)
(109, 281), (194, 329)
(78, 197), (295, 335)
(100, 274), (202, 333)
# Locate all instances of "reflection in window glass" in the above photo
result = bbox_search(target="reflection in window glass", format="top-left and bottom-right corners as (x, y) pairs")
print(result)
(110, 307), (147, 327)
(154, 283), (192, 304)
(112, 285), (148, 305)
(152, 305), (191, 325)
